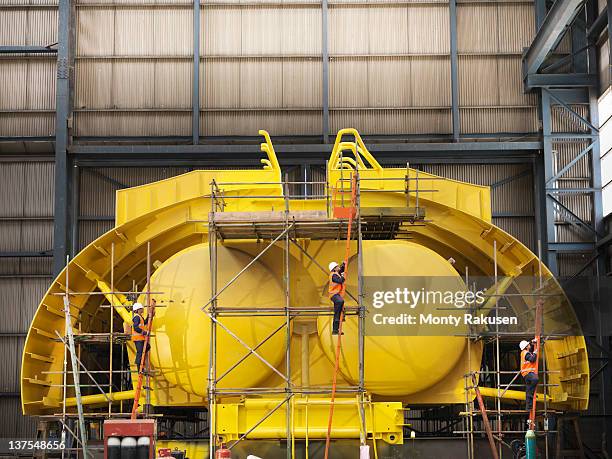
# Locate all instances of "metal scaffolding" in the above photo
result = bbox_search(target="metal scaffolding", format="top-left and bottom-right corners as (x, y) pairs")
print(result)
(204, 166), (428, 458)
(40, 241), (160, 457)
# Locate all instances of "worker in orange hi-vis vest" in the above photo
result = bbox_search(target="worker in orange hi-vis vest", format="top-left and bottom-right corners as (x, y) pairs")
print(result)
(519, 339), (538, 412)
(328, 261), (346, 335)
(132, 300), (155, 373)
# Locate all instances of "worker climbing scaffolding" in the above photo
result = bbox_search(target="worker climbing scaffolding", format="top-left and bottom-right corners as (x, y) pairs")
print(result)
(131, 298), (156, 419)
(328, 261), (346, 335)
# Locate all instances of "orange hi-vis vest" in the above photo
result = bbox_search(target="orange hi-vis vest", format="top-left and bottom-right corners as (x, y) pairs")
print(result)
(132, 312), (146, 342)
(520, 349), (537, 377)
(328, 271), (346, 298)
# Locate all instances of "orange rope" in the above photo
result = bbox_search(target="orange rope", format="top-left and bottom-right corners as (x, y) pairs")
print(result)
(131, 301), (155, 420)
(324, 173), (358, 459)
(528, 299), (544, 426)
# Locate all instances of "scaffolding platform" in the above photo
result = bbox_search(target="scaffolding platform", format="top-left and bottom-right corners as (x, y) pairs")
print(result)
(209, 207), (425, 241)
(53, 332), (131, 344)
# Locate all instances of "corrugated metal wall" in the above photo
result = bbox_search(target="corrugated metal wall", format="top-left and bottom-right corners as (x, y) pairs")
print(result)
(67, 0), (537, 136)
(0, 160), (54, 438)
(0, 2), (57, 137)
(457, 1), (537, 134)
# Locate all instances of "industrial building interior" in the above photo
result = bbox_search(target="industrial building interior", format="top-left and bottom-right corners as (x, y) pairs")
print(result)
(1, 0), (612, 457)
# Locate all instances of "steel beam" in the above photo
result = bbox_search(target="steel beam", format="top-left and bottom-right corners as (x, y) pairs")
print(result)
(587, 5), (607, 38)
(523, 0), (584, 76)
(70, 141), (541, 155)
(547, 242), (596, 251)
(0, 46), (57, 54)
(525, 73), (597, 89)
(0, 251), (53, 258)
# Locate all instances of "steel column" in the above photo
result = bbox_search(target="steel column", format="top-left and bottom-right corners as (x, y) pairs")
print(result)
(193, 0), (200, 144)
(540, 89), (558, 274)
(70, 163), (80, 258)
(52, 0), (73, 276)
(449, 0), (460, 141)
(322, 0), (330, 143)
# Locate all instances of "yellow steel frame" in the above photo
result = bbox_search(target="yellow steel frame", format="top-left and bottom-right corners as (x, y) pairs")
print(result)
(20, 130), (589, 445)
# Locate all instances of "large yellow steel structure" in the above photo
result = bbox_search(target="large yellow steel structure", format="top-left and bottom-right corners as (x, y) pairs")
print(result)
(21, 129), (589, 446)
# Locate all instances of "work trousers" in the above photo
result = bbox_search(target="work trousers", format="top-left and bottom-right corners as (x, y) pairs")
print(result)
(524, 371), (539, 411)
(134, 340), (151, 373)
(331, 293), (345, 334)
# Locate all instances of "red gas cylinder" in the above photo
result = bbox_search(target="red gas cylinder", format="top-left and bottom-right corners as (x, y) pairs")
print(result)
(215, 447), (231, 459)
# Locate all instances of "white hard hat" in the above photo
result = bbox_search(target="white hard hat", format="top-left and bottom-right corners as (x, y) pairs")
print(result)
(519, 340), (530, 350)
(132, 302), (144, 312)
(328, 261), (339, 272)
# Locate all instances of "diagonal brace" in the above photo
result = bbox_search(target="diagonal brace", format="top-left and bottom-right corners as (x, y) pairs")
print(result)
(202, 224), (294, 311)
(204, 311), (289, 383)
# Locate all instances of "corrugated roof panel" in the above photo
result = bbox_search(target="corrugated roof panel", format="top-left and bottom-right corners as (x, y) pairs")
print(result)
(0, 9), (57, 46)
(330, 108), (451, 134)
(0, 258), (52, 276)
(23, 162), (55, 217)
(0, 278), (49, 333)
(329, 58), (369, 108)
(202, 59), (241, 109)
(367, 58), (411, 107)
(497, 3), (534, 53)
(457, 4), (498, 53)
(459, 56), (499, 106)
(407, 4), (449, 54)
(113, 61), (156, 108)
(0, 338), (25, 393)
(497, 56), (537, 106)
(114, 9), (155, 55)
(0, 59), (56, 110)
(0, 221), (53, 252)
(87, 6), (192, 57)
(153, 8), (193, 56)
(411, 56), (451, 106)
(202, 110), (321, 136)
(0, 113), (54, 136)
(329, 6), (369, 55)
(280, 7), (322, 55)
(0, 397), (36, 438)
(239, 59), (284, 108)
(242, 7), (283, 55)
(76, 8), (115, 56)
(74, 111), (191, 136)
(155, 60), (193, 108)
(203, 7), (242, 55)
(77, 59), (191, 109)
(75, 60), (114, 109)
(368, 6), (408, 54)
(282, 59), (322, 108)
(460, 107), (538, 134)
